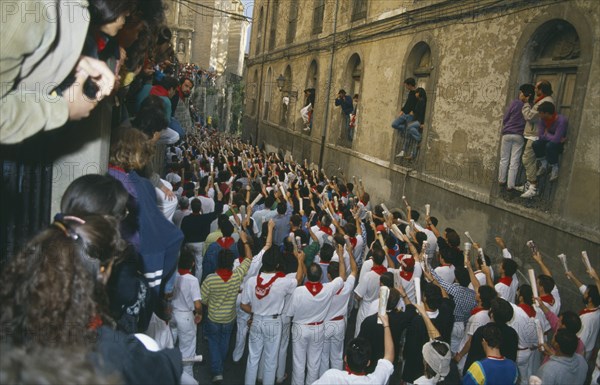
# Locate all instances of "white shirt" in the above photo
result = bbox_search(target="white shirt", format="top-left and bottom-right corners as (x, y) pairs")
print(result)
(458, 309), (491, 353)
(414, 223), (438, 259)
(172, 208), (191, 228)
(414, 375), (438, 385)
(331, 249), (351, 277)
(241, 272), (297, 316)
(359, 258), (389, 278)
(508, 303), (538, 348)
(390, 263), (423, 306)
(197, 194), (215, 215)
(326, 275), (356, 321)
(354, 270), (382, 304)
(310, 224), (337, 247)
(172, 273), (201, 312)
(233, 249), (265, 290)
(541, 284), (561, 315)
(287, 277), (344, 324)
(495, 274), (519, 304)
(313, 359), (394, 385)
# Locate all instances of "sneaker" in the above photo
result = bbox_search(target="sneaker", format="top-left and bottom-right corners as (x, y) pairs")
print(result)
(549, 167), (559, 182)
(515, 181), (530, 192)
(395, 151), (405, 158)
(536, 165), (548, 177)
(303, 126), (311, 132)
(520, 184), (538, 198)
(212, 375), (223, 383)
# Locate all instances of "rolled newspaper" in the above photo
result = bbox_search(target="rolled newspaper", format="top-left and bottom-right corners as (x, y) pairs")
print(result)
(529, 269), (539, 298)
(289, 233), (298, 253)
(308, 211), (316, 225)
(227, 175), (235, 185)
(478, 248), (486, 267)
(402, 196), (409, 207)
(414, 277), (422, 305)
(582, 251), (592, 272)
(558, 254), (568, 273)
(334, 196), (339, 211)
(381, 203), (390, 215)
(210, 162), (214, 173)
(464, 231), (475, 244)
(534, 319), (545, 351)
(526, 240), (538, 255)
(377, 286), (390, 324)
(410, 219), (415, 231)
(299, 197), (303, 213)
(425, 204), (430, 216)
(250, 192), (263, 207)
(295, 236), (302, 250)
(464, 242), (472, 252)
(213, 182), (221, 194)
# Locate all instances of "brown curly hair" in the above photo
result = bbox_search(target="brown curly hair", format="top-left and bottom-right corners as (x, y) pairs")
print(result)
(109, 127), (154, 171)
(0, 215), (126, 347)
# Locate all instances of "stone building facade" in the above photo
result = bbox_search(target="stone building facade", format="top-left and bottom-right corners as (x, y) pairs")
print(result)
(242, 0), (600, 306)
(165, 0), (248, 76)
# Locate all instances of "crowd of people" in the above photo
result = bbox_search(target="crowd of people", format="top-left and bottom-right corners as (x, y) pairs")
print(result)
(0, 1), (596, 385)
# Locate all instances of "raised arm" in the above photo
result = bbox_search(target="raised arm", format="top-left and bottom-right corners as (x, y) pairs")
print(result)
(565, 271), (584, 289)
(263, 219), (275, 251)
(378, 313), (395, 363)
(532, 251), (552, 277)
(414, 302), (442, 340)
(337, 243), (347, 281)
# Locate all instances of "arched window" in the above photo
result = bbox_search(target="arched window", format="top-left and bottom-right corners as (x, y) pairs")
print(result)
(280, 65), (293, 127)
(269, 0), (279, 51)
(264, 67), (272, 121)
(337, 54), (361, 147)
(394, 41), (434, 164)
(510, 19), (584, 204)
(303, 60), (318, 134)
(287, 0), (299, 45)
(255, 7), (264, 55)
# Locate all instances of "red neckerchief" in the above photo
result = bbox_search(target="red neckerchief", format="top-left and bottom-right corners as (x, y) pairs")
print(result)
(336, 287), (343, 295)
(217, 237), (235, 249)
(216, 268), (233, 282)
(534, 95), (546, 104)
(344, 363), (365, 376)
(471, 306), (486, 316)
(150, 85), (169, 97)
(543, 112), (558, 130)
(88, 314), (103, 331)
(319, 226), (333, 235)
(498, 276), (512, 287)
(359, 200), (366, 206)
(305, 281), (324, 296)
(238, 257), (244, 265)
(518, 303), (536, 318)
(579, 307), (599, 316)
(94, 32), (107, 53)
(371, 265), (387, 275)
(178, 268), (192, 276)
(108, 164), (126, 173)
(540, 294), (555, 306)
(349, 237), (357, 248)
(400, 269), (413, 281)
(255, 272), (286, 299)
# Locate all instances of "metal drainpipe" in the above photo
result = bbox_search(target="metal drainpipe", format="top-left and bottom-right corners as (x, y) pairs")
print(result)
(253, 0), (271, 146)
(318, 0), (340, 170)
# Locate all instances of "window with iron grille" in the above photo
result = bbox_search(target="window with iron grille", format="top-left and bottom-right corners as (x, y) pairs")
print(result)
(269, 0), (279, 50)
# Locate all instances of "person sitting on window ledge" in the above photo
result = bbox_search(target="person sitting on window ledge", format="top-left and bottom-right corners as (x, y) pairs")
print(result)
(531, 102), (568, 185)
(396, 87), (427, 160)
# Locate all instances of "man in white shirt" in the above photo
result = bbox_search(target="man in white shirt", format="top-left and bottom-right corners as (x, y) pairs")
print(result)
(241, 248), (303, 385)
(433, 252), (456, 284)
(320, 243), (358, 375)
(495, 257), (519, 304)
(313, 313), (395, 385)
(354, 249), (387, 337)
(565, 270), (600, 361)
(287, 263), (344, 385)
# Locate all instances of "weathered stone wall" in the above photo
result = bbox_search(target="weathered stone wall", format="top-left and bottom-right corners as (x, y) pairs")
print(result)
(243, 0), (600, 311)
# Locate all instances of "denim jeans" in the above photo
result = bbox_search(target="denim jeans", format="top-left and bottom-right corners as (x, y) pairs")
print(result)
(402, 121), (422, 155)
(498, 134), (525, 189)
(532, 139), (563, 165)
(391, 113), (414, 132)
(205, 318), (235, 376)
(342, 114), (352, 141)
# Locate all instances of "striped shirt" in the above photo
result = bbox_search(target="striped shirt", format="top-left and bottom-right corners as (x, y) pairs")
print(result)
(201, 257), (251, 323)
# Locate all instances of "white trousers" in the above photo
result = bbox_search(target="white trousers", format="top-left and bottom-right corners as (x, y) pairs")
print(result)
(258, 315), (292, 382)
(245, 315), (282, 385)
(498, 134), (525, 189)
(186, 242), (204, 284)
(145, 313), (175, 349)
(173, 310), (197, 377)
(320, 318), (346, 376)
(291, 323), (324, 385)
(233, 294), (250, 362)
(451, 321), (466, 353)
(517, 348), (532, 385)
(300, 103), (312, 124)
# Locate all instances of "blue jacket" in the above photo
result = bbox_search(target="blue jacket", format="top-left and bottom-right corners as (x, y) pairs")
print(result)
(335, 95), (354, 115)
